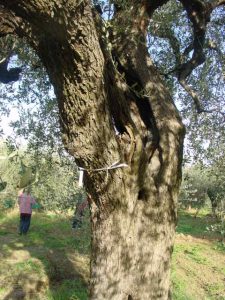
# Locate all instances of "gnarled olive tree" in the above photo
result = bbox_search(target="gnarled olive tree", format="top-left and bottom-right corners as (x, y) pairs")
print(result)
(0, 0), (223, 299)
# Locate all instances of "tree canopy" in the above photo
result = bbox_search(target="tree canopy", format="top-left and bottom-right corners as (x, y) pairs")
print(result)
(0, 0), (224, 162)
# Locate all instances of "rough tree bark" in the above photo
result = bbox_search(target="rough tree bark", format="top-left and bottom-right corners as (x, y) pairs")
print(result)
(0, 1), (185, 299)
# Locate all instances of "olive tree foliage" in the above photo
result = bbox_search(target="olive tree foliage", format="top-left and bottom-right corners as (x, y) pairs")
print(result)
(1, 0), (224, 166)
(0, 140), (19, 207)
(179, 165), (210, 211)
(179, 154), (225, 219)
(0, 37), (84, 212)
(0, 0), (224, 299)
(178, 161), (225, 241)
(0, 139), (36, 208)
(30, 151), (83, 212)
(0, 139), (82, 211)
(0, 36), (61, 152)
(0, 1), (224, 162)
(205, 152), (225, 239)
(149, 1), (225, 223)
(206, 149), (225, 215)
(147, 0), (225, 163)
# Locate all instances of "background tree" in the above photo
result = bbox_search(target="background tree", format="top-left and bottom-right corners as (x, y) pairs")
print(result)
(179, 162), (225, 214)
(0, 140), (82, 212)
(0, 140), (35, 200)
(30, 151), (83, 212)
(206, 148), (225, 217)
(179, 165), (210, 213)
(0, 1), (224, 299)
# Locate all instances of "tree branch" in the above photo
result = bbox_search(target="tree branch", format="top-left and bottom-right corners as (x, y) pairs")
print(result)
(210, 0), (225, 9)
(177, 0), (211, 81)
(179, 79), (205, 113)
(154, 0), (224, 115)
(149, 21), (204, 112)
(180, 79), (225, 119)
(176, 0), (224, 81)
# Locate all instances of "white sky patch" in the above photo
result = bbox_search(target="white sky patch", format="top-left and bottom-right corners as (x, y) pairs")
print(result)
(0, 107), (19, 136)
(0, 107), (26, 146)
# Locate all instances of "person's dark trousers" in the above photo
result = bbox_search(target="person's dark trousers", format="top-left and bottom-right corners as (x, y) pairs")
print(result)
(19, 213), (31, 234)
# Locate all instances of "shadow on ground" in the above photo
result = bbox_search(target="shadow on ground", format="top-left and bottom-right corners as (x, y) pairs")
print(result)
(0, 211), (90, 300)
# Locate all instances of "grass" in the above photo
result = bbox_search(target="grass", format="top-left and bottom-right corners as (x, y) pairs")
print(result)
(172, 210), (225, 299)
(46, 280), (87, 300)
(171, 271), (196, 300)
(0, 208), (224, 299)
(176, 210), (221, 239)
(0, 210), (90, 300)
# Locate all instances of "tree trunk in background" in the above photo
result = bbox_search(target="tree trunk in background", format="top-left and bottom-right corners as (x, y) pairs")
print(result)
(0, 1), (185, 299)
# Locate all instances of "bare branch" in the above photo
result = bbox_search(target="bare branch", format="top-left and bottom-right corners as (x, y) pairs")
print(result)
(177, 0), (211, 81)
(149, 22), (204, 111)
(177, 0), (224, 81)
(210, 0), (225, 9)
(179, 79), (225, 118)
(160, 0), (224, 115)
(179, 79), (205, 113)
(182, 43), (194, 58)
(150, 2), (224, 116)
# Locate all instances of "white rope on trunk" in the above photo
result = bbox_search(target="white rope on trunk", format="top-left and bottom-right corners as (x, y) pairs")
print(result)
(78, 161), (128, 187)
(78, 170), (84, 187)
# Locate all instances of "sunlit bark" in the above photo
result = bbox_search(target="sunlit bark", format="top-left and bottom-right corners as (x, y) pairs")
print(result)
(0, 1), (186, 299)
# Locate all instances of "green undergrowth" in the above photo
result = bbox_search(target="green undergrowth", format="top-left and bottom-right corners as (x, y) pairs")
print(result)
(176, 210), (222, 239)
(172, 210), (225, 299)
(46, 280), (87, 300)
(0, 210), (90, 300)
(0, 209), (224, 299)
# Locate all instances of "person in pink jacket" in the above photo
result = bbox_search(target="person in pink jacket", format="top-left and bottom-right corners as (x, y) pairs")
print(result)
(18, 187), (36, 235)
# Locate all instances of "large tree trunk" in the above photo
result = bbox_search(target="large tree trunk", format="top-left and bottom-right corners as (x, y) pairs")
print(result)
(0, 1), (185, 299)
(88, 6), (185, 299)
